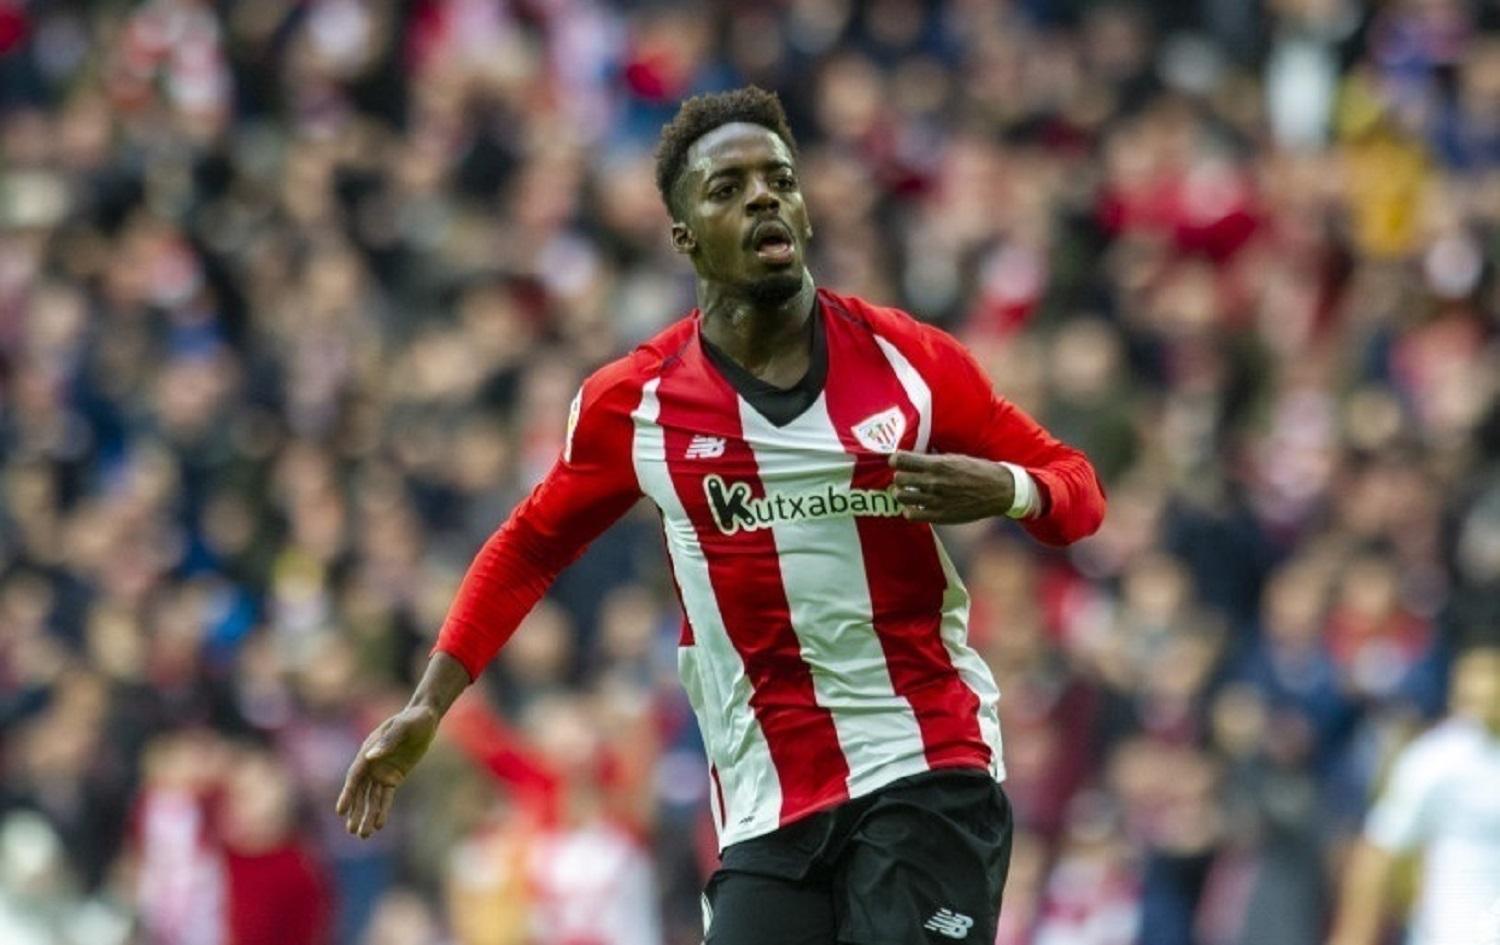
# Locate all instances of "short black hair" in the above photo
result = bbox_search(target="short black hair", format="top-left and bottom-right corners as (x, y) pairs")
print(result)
(654, 86), (798, 219)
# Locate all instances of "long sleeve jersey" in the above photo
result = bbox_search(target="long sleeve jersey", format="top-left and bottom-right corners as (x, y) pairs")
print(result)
(436, 288), (1106, 848)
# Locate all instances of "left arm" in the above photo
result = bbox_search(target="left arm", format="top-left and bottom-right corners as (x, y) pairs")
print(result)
(891, 329), (1106, 545)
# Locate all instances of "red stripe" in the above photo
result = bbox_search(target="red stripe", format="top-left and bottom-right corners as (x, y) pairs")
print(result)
(709, 763), (727, 830)
(821, 305), (990, 770)
(658, 511), (695, 646)
(656, 343), (850, 823)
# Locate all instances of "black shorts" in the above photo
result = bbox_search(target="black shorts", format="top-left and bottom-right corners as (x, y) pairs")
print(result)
(702, 768), (1013, 945)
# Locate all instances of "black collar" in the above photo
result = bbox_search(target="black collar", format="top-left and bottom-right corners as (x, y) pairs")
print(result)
(700, 303), (827, 427)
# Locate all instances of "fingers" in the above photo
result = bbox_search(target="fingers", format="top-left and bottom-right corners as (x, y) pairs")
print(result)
(340, 769), (399, 838)
(900, 504), (960, 523)
(892, 458), (942, 521)
(351, 782), (397, 838)
(355, 783), (373, 837)
(338, 718), (392, 817)
(357, 781), (385, 838)
(338, 718), (408, 837)
(892, 481), (943, 519)
(890, 468), (936, 489)
(894, 490), (940, 512)
(892, 469), (943, 514)
(372, 783), (396, 833)
(335, 755), (370, 817)
(889, 450), (937, 472)
(890, 471), (957, 521)
(891, 468), (944, 494)
(345, 780), (371, 835)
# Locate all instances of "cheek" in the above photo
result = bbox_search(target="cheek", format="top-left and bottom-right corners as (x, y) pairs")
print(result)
(787, 201), (812, 236)
(701, 223), (744, 268)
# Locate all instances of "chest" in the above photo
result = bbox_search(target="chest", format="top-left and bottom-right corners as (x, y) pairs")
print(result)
(1433, 752), (1500, 840)
(639, 390), (918, 538)
(644, 329), (928, 514)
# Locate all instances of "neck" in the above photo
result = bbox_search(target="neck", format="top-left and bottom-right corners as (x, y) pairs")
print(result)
(698, 272), (817, 373)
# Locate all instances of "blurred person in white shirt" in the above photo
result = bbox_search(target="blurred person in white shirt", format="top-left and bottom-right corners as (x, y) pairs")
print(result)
(1330, 644), (1500, 945)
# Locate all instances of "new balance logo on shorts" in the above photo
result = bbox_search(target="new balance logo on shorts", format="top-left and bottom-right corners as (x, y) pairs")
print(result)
(923, 908), (974, 939)
(685, 435), (727, 459)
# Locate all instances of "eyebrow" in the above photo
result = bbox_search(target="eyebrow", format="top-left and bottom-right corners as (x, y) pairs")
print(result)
(702, 160), (796, 187)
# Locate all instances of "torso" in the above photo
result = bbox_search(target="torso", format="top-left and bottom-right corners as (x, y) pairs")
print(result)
(622, 290), (1003, 848)
(1403, 722), (1500, 945)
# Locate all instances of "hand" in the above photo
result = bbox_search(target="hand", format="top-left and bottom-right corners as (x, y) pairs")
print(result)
(335, 704), (440, 838)
(889, 450), (1015, 524)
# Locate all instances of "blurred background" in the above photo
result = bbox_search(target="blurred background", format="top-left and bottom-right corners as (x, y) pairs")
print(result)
(1, 0), (1499, 943)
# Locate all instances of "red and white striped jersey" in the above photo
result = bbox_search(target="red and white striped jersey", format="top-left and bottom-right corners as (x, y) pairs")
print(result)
(437, 289), (1106, 848)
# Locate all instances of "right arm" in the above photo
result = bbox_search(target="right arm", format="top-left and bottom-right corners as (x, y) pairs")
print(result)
(336, 651), (470, 837)
(1329, 841), (1400, 945)
(1329, 734), (1441, 945)
(337, 360), (645, 837)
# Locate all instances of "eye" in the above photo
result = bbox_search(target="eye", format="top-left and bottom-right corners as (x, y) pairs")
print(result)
(774, 175), (796, 190)
(710, 183), (736, 200)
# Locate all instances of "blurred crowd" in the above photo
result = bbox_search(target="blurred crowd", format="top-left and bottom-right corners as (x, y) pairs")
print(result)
(2, 0), (1499, 943)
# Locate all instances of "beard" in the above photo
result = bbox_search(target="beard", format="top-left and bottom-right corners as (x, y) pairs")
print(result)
(742, 270), (805, 306)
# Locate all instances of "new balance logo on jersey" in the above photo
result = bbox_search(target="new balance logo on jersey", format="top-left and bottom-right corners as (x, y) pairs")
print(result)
(703, 475), (901, 534)
(923, 909), (974, 940)
(684, 435), (727, 459)
(851, 406), (906, 454)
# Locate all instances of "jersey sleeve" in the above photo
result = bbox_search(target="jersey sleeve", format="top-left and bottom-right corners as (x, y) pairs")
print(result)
(916, 323), (1106, 547)
(1364, 734), (1447, 853)
(434, 358), (645, 680)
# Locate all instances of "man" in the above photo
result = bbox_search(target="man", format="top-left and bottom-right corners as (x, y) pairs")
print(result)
(337, 87), (1106, 944)
(1330, 644), (1500, 945)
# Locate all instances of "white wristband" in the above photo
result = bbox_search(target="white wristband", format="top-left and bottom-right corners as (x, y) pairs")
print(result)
(999, 462), (1040, 519)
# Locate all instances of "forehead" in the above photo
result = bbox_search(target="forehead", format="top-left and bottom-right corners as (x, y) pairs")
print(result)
(685, 122), (794, 180)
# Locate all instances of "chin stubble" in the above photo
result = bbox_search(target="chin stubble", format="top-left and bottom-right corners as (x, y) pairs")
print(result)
(743, 271), (804, 306)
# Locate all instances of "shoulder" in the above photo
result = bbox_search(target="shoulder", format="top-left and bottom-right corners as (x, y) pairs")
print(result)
(820, 288), (972, 371)
(822, 292), (984, 390)
(577, 316), (697, 413)
(1397, 718), (1483, 774)
(564, 318), (694, 463)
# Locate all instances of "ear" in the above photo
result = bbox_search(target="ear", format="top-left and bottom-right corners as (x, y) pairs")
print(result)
(671, 222), (696, 255)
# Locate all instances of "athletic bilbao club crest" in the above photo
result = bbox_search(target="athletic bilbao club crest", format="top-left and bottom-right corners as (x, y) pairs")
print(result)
(851, 407), (906, 454)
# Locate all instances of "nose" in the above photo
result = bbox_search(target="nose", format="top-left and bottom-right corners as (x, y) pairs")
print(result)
(746, 177), (779, 213)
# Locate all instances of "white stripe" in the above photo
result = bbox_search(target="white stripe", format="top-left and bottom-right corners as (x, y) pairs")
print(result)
(876, 332), (1003, 776)
(631, 377), (783, 846)
(932, 535), (1006, 780)
(737, 396), (930, 798)
(873, 335), (931, 452)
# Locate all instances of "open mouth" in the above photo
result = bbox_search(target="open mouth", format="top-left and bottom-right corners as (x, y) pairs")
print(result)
(751, 224), (796, 265)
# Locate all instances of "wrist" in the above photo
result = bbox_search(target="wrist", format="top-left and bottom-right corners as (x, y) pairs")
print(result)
(408, 652), (471, 718)
(998, 462), (1040, 519)
(403, 702), (443, 724)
